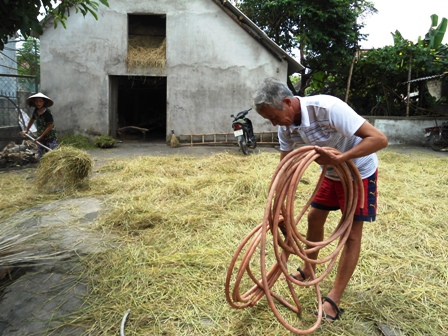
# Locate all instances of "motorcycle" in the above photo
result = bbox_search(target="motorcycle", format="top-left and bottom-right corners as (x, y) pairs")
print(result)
(231, 108), (257, 155)
(424, 122), (448, 151)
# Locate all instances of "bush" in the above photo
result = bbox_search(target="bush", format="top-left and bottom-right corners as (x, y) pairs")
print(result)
(94, 135), (116, 148)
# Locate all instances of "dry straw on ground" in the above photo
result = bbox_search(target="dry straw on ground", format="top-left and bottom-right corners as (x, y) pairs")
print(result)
(1, 149), (447, 335)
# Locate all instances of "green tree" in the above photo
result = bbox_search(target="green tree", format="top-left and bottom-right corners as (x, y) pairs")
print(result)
(0, 0), (109, 50)
(237, 0), (447, 116)
(17, 38), (39, 77)
(236, 0), (376, 94)
(348, 15), (448, 116)
(17, 37), (40, 91)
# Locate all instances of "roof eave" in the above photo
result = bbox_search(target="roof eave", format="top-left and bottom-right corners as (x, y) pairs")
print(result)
(213, 0), (304, 75)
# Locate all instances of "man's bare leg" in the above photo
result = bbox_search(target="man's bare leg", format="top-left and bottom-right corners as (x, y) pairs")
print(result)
(292, 207), (329, 279)
(322, 220), (364, 319)
(291, 209), (364, 320)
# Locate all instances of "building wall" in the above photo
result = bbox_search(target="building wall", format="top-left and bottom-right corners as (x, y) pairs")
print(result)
(39, 0), (286, 138)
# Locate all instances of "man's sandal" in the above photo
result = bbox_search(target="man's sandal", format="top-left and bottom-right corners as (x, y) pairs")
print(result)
(313, 297), (345, 321)
(290, 267), (306, 281)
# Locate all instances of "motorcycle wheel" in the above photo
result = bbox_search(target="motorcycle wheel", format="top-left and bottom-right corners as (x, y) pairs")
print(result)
(429, 134), (445, 151)
(249, 136), (257, 149)
(238, 136), (249, 155)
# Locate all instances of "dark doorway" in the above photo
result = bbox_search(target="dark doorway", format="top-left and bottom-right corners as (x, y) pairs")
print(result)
(115, 76), (166, 140)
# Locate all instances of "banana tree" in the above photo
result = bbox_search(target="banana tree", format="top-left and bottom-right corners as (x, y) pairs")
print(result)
(393, 14), (447, 49)
(420, 14), (447, 49)
(393, 14), (447, 115)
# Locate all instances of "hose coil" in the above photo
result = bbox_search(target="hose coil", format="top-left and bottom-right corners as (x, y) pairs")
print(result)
(225, 146), (364, 334)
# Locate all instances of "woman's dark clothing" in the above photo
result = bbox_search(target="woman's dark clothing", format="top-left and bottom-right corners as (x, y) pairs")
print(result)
(32, 109), (57, 142)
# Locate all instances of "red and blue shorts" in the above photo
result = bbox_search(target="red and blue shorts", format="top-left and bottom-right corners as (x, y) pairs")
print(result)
(311, 170), (378, 222)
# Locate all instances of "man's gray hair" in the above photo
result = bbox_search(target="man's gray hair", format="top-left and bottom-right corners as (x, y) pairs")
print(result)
(253, 77), (294, 111)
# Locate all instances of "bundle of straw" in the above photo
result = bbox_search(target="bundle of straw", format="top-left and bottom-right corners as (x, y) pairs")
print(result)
(36, 146), (93, 192)
(0, 232), (38, 268)
(170, 129), (180, 148)
(0, 227), (61, 278)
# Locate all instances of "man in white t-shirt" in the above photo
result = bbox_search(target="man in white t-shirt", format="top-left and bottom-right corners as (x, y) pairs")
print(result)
(253, 77), (388, 322)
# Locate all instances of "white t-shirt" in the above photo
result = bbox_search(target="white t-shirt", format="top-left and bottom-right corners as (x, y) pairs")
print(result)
(278, 95), (378, 180)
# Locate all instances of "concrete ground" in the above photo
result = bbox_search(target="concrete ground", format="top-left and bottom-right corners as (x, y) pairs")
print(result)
(86, 139), (280, 161)
(0, 141), (445, 335)
(86, 140), (448, 166)
(0, 198), (108, 335)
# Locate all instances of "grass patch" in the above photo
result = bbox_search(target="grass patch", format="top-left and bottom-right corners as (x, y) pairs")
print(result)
(1, 149), (447, 335)
(59, 134), (97, 150)
(94, 135), (116, 149)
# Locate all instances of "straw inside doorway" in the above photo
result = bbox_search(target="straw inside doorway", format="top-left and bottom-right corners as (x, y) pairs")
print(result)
(126, 36), (166, 70)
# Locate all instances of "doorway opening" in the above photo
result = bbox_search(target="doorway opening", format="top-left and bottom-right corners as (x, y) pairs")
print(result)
(113, 76), (167, 141)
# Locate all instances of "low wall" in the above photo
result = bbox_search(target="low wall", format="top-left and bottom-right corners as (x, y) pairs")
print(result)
(0, 126), (22, 148)
(364, 116), (448, 146)
(1, 117), (448, 149)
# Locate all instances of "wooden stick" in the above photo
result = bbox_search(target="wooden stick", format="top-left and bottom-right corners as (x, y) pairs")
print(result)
(22, 133), (53, 151)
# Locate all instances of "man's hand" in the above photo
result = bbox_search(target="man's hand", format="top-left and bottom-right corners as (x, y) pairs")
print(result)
(314, 146), (344, 166)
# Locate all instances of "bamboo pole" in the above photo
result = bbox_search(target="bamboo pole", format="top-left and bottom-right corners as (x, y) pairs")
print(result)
(345, 51), (357, 103)
(23, 133), (53, 151)
(406, 55), (412, 117)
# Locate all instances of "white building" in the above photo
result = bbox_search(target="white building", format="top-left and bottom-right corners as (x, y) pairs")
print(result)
(38, 0), (303, 140)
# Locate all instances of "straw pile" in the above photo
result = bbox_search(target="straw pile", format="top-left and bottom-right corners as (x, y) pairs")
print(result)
(1, 149), (447, 335)
(35, 146), (93, 192)
(0, 215), (64, 280)
(126, 36), (166, 69)
(0, 227), (60, 280)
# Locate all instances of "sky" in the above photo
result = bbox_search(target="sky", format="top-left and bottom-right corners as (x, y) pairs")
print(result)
(360, 0), (448, 49)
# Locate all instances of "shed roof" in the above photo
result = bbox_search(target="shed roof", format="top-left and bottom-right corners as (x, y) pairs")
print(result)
(401, 72), (448, 84)
(37, 0), (304, 75)
(212, 0), (304, 75)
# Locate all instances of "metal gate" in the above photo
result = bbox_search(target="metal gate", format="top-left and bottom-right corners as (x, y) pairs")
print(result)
(0, 38), (39, 128)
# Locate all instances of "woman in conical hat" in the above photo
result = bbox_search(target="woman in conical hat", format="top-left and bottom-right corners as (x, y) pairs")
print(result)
(25, 92), (54, 107)
(22, 92), (58, 158)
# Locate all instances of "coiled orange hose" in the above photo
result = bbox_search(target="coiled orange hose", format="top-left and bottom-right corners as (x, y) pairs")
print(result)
(225, 146), (364, 334)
